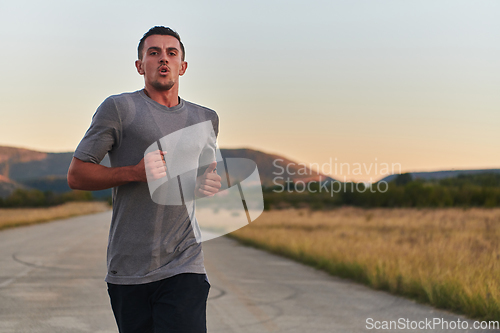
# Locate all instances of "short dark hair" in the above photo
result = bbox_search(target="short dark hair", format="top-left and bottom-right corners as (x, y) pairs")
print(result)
(138, 26), (185, 61)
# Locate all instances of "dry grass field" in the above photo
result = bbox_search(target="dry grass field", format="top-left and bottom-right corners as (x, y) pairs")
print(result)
(229, 207), (500, 320)
(0, 202), (111, 230)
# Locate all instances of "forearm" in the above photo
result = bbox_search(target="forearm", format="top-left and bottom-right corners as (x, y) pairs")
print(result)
(68, 157), (142, 191)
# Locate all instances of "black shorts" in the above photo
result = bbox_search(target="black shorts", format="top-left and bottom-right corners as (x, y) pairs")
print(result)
(107, 273), (210, 333)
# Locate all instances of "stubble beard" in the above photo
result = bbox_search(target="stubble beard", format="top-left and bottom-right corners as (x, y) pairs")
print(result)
(151, 79), (175, 91)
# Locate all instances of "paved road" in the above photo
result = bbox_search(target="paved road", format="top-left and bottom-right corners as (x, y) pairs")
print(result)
(0, 212), (497, 332)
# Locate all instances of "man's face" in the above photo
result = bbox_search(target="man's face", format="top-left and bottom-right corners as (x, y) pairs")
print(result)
(135, 35), (187, 92)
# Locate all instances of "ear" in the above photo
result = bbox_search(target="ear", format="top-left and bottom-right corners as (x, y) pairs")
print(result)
(179, 61), (188, 76)
(135, 59), (145, 75)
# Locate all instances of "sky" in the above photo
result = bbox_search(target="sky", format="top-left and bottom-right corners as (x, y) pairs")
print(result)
(0, 0), (498, 182)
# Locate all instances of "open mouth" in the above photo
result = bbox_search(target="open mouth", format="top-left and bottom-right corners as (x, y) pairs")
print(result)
(159, 66), (169, 74)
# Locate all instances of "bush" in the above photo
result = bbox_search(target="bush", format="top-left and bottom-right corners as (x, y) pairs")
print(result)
(0, 189), (95, 208)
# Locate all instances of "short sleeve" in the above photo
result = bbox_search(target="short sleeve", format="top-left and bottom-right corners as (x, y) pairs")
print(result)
(212, 113), (219, 139)
(197, 113), (219, 176)
(74, 97), (121, 164)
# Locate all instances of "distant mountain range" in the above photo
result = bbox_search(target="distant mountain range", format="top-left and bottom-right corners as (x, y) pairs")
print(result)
(1, 145), (499, 199)
(0, 146), (332, 198)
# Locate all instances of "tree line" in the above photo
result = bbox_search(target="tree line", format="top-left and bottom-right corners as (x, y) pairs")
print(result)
(0, 189), (95, 208)
(2, 172), (499, 209)
(263, 172), (500, 210)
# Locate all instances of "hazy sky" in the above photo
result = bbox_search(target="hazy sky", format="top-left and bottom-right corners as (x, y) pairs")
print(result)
(0, 0), (498, 181)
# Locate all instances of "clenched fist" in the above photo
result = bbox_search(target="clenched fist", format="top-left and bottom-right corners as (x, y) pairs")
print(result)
(144, 150), (168, 181)
(195, 162), (222, 198)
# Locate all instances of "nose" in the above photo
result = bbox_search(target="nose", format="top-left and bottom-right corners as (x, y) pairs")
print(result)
(159, 51), (168, 64)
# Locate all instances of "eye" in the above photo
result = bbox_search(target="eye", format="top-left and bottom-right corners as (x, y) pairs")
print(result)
(169, 52), (176, 56)
(150, 51), (158, 55)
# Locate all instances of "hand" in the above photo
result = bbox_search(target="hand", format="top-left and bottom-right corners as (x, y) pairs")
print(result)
(137, 150), (168, 182)
(195, 162), (222, 198)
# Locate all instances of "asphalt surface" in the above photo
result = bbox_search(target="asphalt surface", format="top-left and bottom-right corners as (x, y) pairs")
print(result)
(0, 211), (497, 333)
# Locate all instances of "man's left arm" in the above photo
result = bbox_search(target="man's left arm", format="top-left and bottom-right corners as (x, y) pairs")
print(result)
(195, 161), (221, 198)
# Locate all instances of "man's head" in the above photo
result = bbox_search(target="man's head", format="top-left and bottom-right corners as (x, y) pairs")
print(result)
(135, 26), (188, 94)
(138, 26), (185, 61)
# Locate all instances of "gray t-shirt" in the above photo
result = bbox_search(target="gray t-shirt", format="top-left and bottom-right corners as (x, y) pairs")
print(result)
(74, 90), (219, 285)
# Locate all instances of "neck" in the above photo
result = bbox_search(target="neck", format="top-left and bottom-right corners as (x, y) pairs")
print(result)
(143, 85), (180, 107)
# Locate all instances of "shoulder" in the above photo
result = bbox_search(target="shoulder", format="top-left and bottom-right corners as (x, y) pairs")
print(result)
(183, 99), (220, 135)
(104, 91), (142, 106)
(183, 100), (218, 119)
(97, 91), (143, 118)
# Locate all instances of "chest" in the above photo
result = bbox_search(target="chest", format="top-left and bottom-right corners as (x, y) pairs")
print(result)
(114, 106), (211, 169)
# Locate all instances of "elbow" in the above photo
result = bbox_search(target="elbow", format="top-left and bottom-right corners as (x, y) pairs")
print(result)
(67, 179), (78, 190)
(67, 159), (83, 190)
(67, 171), (80, 190)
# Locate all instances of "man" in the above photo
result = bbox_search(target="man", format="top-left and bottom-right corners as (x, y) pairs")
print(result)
(67, 26), (221, 333)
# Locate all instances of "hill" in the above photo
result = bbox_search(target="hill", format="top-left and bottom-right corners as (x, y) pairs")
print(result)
(0, 146), (47, 177)
(219, 148), (333, 186)
(0, 146), (332, 197)
(0, 175), (25, 198)
(2, 145), (498, 199)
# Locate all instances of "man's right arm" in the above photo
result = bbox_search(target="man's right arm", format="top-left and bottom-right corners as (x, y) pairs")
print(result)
(67, 150), (167, 191)
(67, 157), (145, 191)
